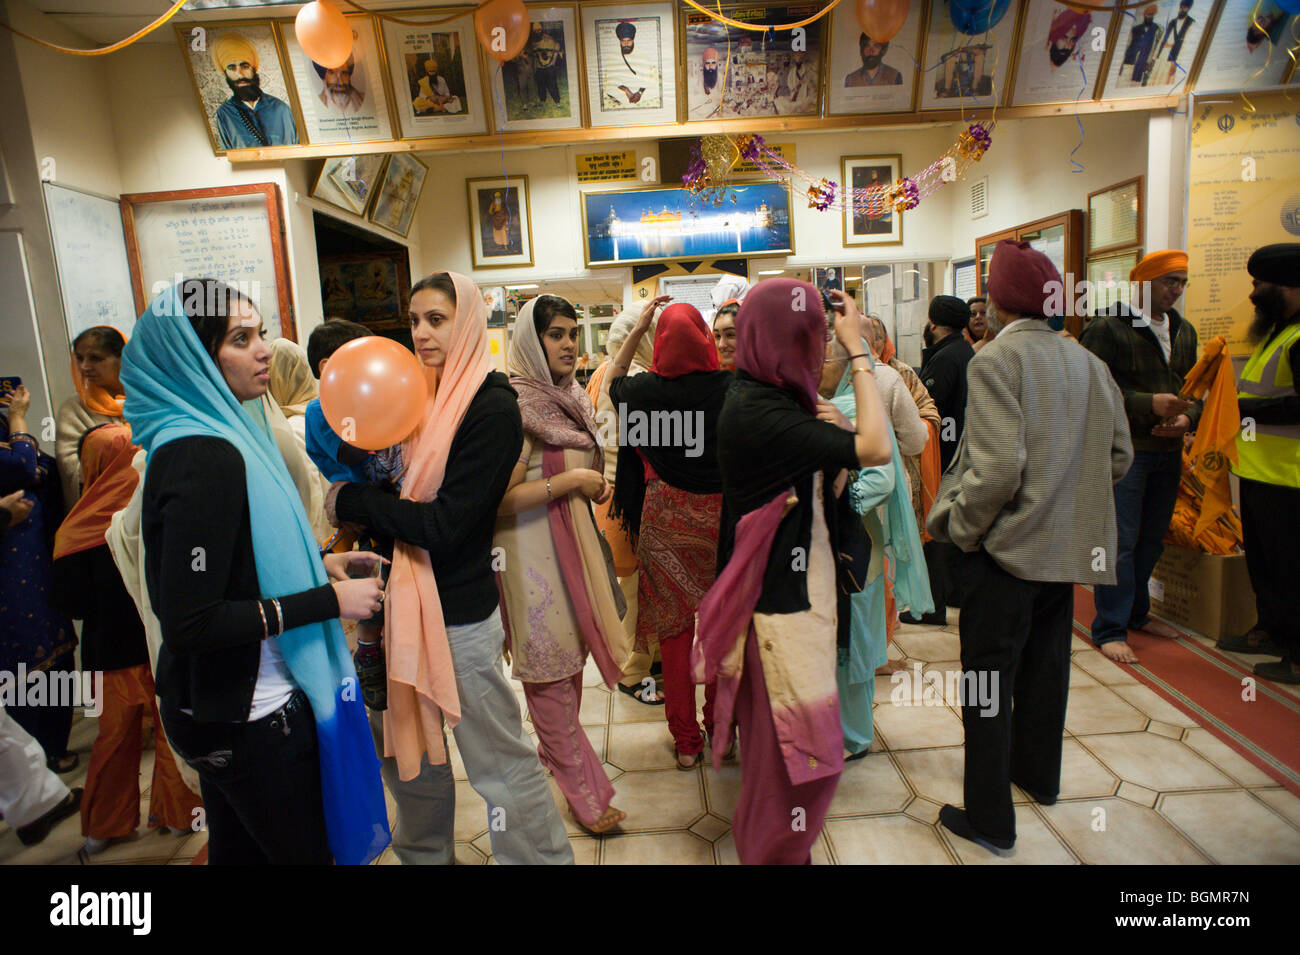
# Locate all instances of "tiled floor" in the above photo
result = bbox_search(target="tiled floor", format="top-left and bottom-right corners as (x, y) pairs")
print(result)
(4, 615), (1299, 865)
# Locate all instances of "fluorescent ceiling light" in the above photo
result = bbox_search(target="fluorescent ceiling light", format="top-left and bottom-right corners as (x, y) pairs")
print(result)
(757, 269), (784, 275)
(508, 284), (540, 290)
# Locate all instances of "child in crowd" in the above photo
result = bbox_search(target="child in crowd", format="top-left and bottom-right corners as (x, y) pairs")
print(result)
(304, 320), (403, 711)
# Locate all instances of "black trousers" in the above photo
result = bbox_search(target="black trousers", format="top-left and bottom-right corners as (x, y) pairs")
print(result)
(536, 66), (560, 103)
(1238, 477), (1300, 657)
(921, 540), (966, 613)
(7, 648), (75, 762)
(958, 549), (1073, 843)
(162, 690), (333, 865)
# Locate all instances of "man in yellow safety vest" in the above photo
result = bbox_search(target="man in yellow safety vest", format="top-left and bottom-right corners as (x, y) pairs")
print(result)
(1230, 243), (1300, 684)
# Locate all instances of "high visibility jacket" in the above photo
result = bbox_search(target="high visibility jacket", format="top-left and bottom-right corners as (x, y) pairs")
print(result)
(1234, 322), (1300, 488)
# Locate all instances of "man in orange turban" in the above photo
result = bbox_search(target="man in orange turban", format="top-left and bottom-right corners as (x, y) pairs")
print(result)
(1080, 249), (1200, 663)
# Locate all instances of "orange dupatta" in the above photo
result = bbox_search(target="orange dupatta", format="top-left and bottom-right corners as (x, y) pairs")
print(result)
(383, 272), (494, 781)
(53, 423), (139, 560)
(1180, 335), (1240, 541)
(70, 328), (127, 418)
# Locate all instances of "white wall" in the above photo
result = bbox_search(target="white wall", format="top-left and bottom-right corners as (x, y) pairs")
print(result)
(949, 111), (1151, 267)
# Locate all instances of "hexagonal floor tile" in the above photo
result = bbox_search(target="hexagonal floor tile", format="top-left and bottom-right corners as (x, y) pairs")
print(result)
(825, 813), (955, 864)
(1039, 798), (1208, 864)
(1064, 686), (1148, 735)
(601, 768), (705, 832)
(941, 805), (1078, 865)
(1158, 790), (1300, 864)
(602, 830), (714, 865)
(1081, 732), (1235, 791)
(826, 752), (912, 816)
(607, 721), (678, 772)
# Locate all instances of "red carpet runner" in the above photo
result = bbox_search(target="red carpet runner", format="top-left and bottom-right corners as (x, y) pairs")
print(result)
(1073, 585), (1300, 796)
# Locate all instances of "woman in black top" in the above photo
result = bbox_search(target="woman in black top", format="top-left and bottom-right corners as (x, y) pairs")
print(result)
(326, 271), (572, 865)
(123, 279), (386, 865)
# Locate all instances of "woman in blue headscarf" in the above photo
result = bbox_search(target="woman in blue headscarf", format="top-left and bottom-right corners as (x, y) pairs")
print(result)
(121, 279), (389, 865)
(820, 337), (934, 758)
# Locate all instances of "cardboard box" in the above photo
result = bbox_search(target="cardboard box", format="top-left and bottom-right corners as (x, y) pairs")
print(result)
(1147, 544), (1257, 640)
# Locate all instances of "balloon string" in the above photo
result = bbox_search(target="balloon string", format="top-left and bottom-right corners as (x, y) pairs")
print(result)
(1237, 0), (1275, 115)
(1069, 55), (1088, 174)
(0, 0), (187, 55)
(490, 61), (513, 201)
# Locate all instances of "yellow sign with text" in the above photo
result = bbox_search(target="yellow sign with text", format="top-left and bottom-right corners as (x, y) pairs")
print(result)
(735, 143), (795, 177)
(1187, 91), (1300, 354)
(577, 151), (639, 184)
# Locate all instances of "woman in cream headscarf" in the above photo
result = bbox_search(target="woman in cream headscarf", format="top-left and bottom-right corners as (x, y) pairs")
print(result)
(327, 271), (572, 865)
(496, 294), (630, 834)
(587, 307), (662, 704)
(268, 337), (331, 542)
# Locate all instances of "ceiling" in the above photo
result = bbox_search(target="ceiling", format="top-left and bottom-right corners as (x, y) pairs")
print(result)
(512, 277), (624, 308)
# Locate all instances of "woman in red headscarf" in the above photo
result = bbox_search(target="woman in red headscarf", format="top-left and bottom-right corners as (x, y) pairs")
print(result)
(696, 279), (892, 864)
(51, 423), (201, 854)
(608, 298), (734, 768)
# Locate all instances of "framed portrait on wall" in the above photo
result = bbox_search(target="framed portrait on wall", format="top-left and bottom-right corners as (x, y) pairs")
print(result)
(368, 153), (428, 237)
(311, 155), (388, 217)
(919, 0), (1022, 110)
(276, 14), (396, 145)
(842, 155), (902, 246)
(381, 10), (488, 138)
(1193, 0), (1296, 92)
(1099, 0), (1208, 98)
(1011, 0), (1114, 105)
(176, 20), (303, 155)
(682, 3), (825, 121)
(467, 177), (534, 268)
(826, 0), (924, 115)
(320, 250), (411, 329)
(580, 182), (793, 267)
(581, 1), (678, 128)
(487, 6), (584, 132)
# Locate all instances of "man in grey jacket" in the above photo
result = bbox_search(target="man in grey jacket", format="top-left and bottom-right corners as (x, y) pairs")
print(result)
(928, 240), (1133, 852)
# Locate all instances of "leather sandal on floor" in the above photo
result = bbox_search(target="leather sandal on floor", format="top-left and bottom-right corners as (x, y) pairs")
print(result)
(1217, 630), (1286, 656)
(617, 680), (664, 705)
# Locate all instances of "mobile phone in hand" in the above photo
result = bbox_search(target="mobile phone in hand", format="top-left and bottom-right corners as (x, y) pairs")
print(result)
(0, 377), (21, 399)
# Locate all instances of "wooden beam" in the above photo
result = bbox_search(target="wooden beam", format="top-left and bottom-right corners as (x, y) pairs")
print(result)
(226, 96), (1184, 164)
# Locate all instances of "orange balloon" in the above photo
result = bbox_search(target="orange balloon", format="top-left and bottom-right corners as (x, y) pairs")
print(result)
(474, 0), (530, 63)
(319, 337), (428, 451)
(295, 0), (354, 70)
(855, 0), (910, 44)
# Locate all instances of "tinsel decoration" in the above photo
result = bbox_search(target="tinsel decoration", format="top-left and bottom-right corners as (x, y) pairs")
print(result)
(807, 178), (836, 211)
(957, 122), (993, 161)
(888, 178), (920, 215)
(682, 134), (742, 205)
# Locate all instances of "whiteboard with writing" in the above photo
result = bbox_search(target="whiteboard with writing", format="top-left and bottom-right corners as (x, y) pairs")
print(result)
(43, 182), (137, 342)
(131, 193), (283, 338)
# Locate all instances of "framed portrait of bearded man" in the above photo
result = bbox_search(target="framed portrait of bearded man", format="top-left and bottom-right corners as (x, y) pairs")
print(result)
(177, 20), (304, 155)
(581, 1), (679, 128)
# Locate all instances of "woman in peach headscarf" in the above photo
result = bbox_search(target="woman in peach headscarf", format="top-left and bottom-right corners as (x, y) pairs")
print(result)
(326, 271), (571, 865)
(56, 326), (128, 509)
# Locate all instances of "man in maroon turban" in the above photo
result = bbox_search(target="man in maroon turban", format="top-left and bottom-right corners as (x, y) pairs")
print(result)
(926, 239), (1133, 854)
(1047, 8), (1092, 70)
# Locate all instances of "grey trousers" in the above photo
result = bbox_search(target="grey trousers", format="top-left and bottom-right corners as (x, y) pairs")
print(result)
(369, 607), (573, 865)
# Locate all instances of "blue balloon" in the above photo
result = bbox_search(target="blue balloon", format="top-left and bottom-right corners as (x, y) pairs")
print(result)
(949, 0), (1012, 35)
(1273, 0), (1300, 13)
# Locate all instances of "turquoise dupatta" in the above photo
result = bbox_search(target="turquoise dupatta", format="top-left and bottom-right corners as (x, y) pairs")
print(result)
(120, 285), (388, 865)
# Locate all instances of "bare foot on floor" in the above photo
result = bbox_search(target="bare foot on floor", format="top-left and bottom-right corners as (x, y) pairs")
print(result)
(1099, 641), (1139, 664)
(1138, 618), (1181, 639)
(582, 806), (626, 835)
(876, 660), (909, 676)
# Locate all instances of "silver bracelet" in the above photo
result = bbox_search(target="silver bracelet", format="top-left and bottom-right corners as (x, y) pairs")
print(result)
(271, 597), (284, 636)
(546, 477), (553, 502)
(256, 600), (269, 640)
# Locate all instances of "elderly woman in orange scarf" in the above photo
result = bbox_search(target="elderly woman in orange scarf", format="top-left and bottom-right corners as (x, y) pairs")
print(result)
(56, 327), (129, 509)
(496, 294), (630, 834)
(51, 423), (201, 855)
(327, 271), (571, 864)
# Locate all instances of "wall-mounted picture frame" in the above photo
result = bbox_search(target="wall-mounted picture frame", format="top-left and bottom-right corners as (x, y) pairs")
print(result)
(581, 0), (679, 128)
(320, 249), (412, 329)
(842, 154), (903, 246)
(311, 154), (388, 218)
(826, 0), (925, 115)
(486, 5), (585, 132)
(381, 8), (488, 138)
(467, 176), (534, 268)
(682, 2), (826, 122)
(1010, 0), (1114, 106)
(580, 181), (793, 268)
(276, 13), (396, 146)
(919, 0), (1022, 110)
(1193, 0), (1296, 92)
(176, 20), (303, 155)
(368, 153), (428, 237)
(1087, 175), (1142, 254)
(1099, 0), (1209, 98)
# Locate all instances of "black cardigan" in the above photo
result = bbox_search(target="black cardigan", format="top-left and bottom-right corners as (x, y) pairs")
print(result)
(334, 371), (523, 627)
(715, 373), (863, 615)
(918, 332), (974, 470)
(142, 436), (339, 722)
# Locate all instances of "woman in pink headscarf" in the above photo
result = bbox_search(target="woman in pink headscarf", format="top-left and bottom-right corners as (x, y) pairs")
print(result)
(696, 278), (892, 865)
(328, 271), (571, 864)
